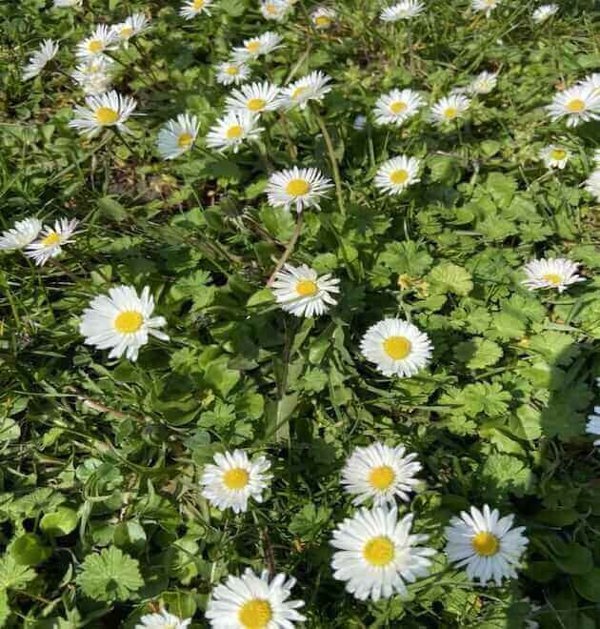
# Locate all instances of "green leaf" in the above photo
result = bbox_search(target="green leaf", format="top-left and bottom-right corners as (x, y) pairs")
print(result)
(9, 534), (51, 566)
(454, 338), (502, 369)
(572, 568), (600, 601)
(40, 507), (78, 537)
(0, 555), (36, 590)
(550, 541), (593, 575)
(428, 263), (473, 296)
(481, 454), (533, 498)
(0, 589), (9, 627)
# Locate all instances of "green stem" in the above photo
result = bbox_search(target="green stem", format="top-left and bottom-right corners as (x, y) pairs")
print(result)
(267, 212), (303, 285)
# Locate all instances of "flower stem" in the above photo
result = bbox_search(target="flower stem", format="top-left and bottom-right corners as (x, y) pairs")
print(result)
(267, 212), (303, 286)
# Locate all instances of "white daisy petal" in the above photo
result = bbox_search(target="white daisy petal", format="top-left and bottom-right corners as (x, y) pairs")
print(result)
(22, 39), (59, 81)
(68, 90), (137, 137)
(521, 257), (584, 293)
(225, 81), (281, 115)
(76, 24), (119, 60)
(266, 166), (333, 213)
(231, 32), (283, 62)
(380, 0), (425, 22)
(157, 113), (200, 160)
(373, 89), (424, 126)
(277, 71), (332, 110)
(539, 144), (570, 170)
(180, 0), (213, 19)
(430, 94), (471, 125)
(205, 111), (263, 153)
(546, 84), (600, 128)
(216, 60), (252, 86)
(472, 0), (501, 18)
(532, 4), (558, 23)
(24, 218), (79, 266)
(586, 407), (600, 447)
(0, 218), (43, 251)
(374, 155), (421, 196)
(135, 608), (191, 629)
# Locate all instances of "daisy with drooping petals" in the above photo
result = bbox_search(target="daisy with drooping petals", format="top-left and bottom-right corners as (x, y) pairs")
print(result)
(200, 449), (271, 513)
(341, 442), (421, 506)
(586, 407), (600, 446)
(532, 4), (558, 23)
(112, 13), (149, 43)
(225, 81), (280, 115)
(521, 258), (584, 293)
(373, 88), (424, 126)
(260, 0), (290, 21)
(361, 318), (433, 378)
(270, 264), (339, 317)
(380, 0), (424, 22)
(206, 568), (305, 628)
(445, 504), (528, 586)
(76, 24), (118, 60)
(135, 608), (191, 629)
(539, 145), (570, 170)
(472, 0), (501, 18)
(278, 71), (332, 110)
(205, 111), (263, 153)
(0, 218), (42, 251)
(468, 71), (498, 95)
(25, 218), (79, 266)
(331, 507), (435, 601)
(232, 32), (283, 62)
(72, 57), (113, 95)
(431, 94), (471, 125)
(311, 6), (336, 29)
(80, 285), (168, 362)
(215, 60), (251, 86)
(69, 90), (137, 137)
(546, 84), (600, 127)
(374, 155), (421, 196)
(180, 0), (213, 19)
(266, 167), (333, 213)
(157, 113), (200, 160)
(584, 169), (600, 201)
(22, 40), (59, 81)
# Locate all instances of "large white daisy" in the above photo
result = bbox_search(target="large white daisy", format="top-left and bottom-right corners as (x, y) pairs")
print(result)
(205, 111), (263, 153)
(521, 257), (584, 293)
(374, 155), (421, 196)
(157, 113), (200, 160)
(380, 0), (425, 22)
(24, 218), (79, 266)
(373, 88), (424, 126)
(135, 608), (191, 629)
(76, 24), (119, 60)
(546, 84), (600, 127)
(180, 0), (213, 19)
(430, 94), (471, 124)
(266, 166), (333, 213)
(22, 39), (59, 81)
(69, 90), (137, 137)
(232, 32), (283, 62)
(586, 407), (600, 446)
(0, 218), (42, 251)
(278, 71), (332, 110)
(225, 81), (280, 115)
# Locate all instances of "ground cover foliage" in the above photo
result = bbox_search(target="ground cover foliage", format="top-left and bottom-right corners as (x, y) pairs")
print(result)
(2, 0), (600, 626)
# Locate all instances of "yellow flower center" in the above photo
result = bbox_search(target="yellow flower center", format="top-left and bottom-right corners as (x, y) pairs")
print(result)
(315, 15), (332, 27)
(542, 273), (562, 285)
(285, 178), (310, 196)
(95, 107), (119, 125)
(246, 40), (261, 53)
(291, 86), (308, 100)
(114, 311), (144, 334)
(382, 336), (412, 360)
(443, 107), (458, 120)
(238, 599), (273, 629)
(550, 148), (567, 160)
(390, 100), (407, 114)
(193, 0), (205, 9)
(363, 536), (395, 567)
(225, 65), (239, 76)
(120, 26), (134, 38)
(368, 465), (395, 490)
(566, 98), (585, 113)
(471, 531), (500, 556)
(389, 169), (409, 185)
(222, 467), (250, 490)
(41, 232), (61, 247)
(296, 279), (318, 297)
(226, 125), (244, 140)
(247, 98), (266, 112)
(266, 3), (278, 14)
(88, 39), (103, 54)
(178, 132), (194, 148)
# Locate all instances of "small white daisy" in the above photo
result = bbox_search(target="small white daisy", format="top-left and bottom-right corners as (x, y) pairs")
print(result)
(24, 218), (79, 266)
(430, 94), (471, 124)
(373, 88), (424, 126)
(546, 84), (600, 128)
(266, 166), (333, 213)
(468, 71), (498, 95)
(331, 506), (435, 601)
(232, 32), (283, 62)
(260, 0), (290, 21)
(112, 13), (150, 43)
(380, 0), (425, 22)
(80, 285), (168, 362)
(521, 257), (585, 293)
(445, 504), (528, 586)
(472, 0), (501, 18)
(539, 145), (570, 170)
(215, 60), (251, 86)
(311, 6), (336, 29)
(206, 568), (305, 628)
(76, 24), (119, 60)
(205, 111), (263, 153)
(69, 90), (137, 137)
(0, 218), (42, 251)
(353, 114), (367, 130)
(584, 169), (600, 201)
(270, 264), (339, 317)
(180, 0), (213, 19)
(532, 4), (558, 23)
(341, 442), (421, 506)
(225, 81), (280, 115)
(586, 407), (600, 446)
(360, 318), (433, 378)
(71, 57), (113, 95)
(200, 449), (271, 514)
(53, 0), (81, 5)
(278, 71), (332, 110)
(157, 113), (200, 160)
(22, 39), (59, 81)
(135, 608), (191, 629)
(374, 155), (421, 196)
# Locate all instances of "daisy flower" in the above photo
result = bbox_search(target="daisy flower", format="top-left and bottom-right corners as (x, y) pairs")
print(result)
(69, 90), (137, 137)
(180, 0), (213, 19)
(278, 71), (332, 110)
(380, 0), (425, 22)
(80, 285), (168, 362)
(215, 60), (251, 86)
(205, 111), (263, 153)
(472, 0), (501, 18)
(53, 0), (81, 7)
(76, 25), (119, 60)
(586, 407), (600, 446)
(22, 39), (59, 81)
(260, 0), (290, 21)
(24, 218), (79, 266)
(266, 166), (333, 213)
(373, 88), (424, 126)
(200, 449), (271, 513)
(341, 442), (421, 506)
(584, 169), (600, 201)
(431, 94), (471, 124)
(353, 114), (367, 130)
(445, 504), (528, 586)
(532, 4), (558, 23)
(225, 81), (280, 115)
(546, 84), (600, 127)
(270, 264), (339, 317)
(71, 57), (113, 95)
(232, 32), (283, 62)
(539, 145), (570, 170)
(468, 71), (498, 95)
(374, 155), (421, 195)
(521, 258), (584, 293)
(311, 6), (336, 29)
(112, 13), (150, 43)
(0, 218), (42, 251)
(331, 506), (435, 601)
(360, 318), (433, 378)
(135, 608), (191, 629)
(206, 569), (305, 628)
(157, 113), (200, 160)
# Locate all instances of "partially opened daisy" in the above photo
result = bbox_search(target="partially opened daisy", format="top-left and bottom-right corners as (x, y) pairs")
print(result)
(341, 442), (421, 506)
(22, 39), (59, 81)
(205, 111), (263, 153)
(157, 113), (200, 160)
(0, 217), (42, 251)
(472, 0), (501, 18)
(278, 71), (332, 110)
(539, 145), (570, 170)
(331, 507), (435, 601)
(215, 60), (251, 86)
(270, 264), (339, 317)
(206, 569), (305, 628)
(69, 90), (137, 137)
(232, 32), (282, 62)
(445, 504), (528, 586)
(76, 24), (119, 60)
(431, 94), (471, 125)
(374, 155), (421, 195)
(180, 0), (213, 19)
(25, 218), (79, 266)
(311, 6), (336, 29)
(584, 169), (600, 201)
(260, 0), (290, 21)
(135, 608), (191, 629)
(373, 88), (424, 126)
(360, 318), (433, 378)
(586, 407), (600, 446)
(112, 13), (150, 44)
(380, 0), (425, 22)
(225, 81), (280, 115)
(200, 449), (271, 513)
(266, 166), (333, 213)
(72, 57), (113, 95)
(80, 285), (168, 362)
(532, 4), (558, 23)
(521, 258), (584, 293)
(546, 84), (600, 127)
(468, 71), (498, 95)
